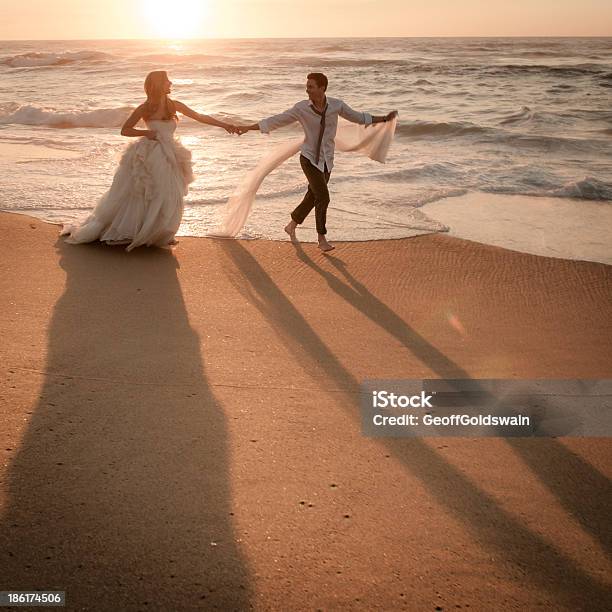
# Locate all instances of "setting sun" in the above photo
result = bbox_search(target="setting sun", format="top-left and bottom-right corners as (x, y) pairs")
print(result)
(141, 0), (210, 39)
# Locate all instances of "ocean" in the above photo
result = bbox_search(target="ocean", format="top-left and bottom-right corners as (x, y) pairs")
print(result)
(1, 37), (611, 260)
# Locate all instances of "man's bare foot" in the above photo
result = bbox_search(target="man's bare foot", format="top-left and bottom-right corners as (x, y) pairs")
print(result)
(318, 239), (335, 252)
(284, 221), (298, 241)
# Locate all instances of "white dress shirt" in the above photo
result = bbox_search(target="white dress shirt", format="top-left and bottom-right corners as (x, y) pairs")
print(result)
(258, 96), (373, 172)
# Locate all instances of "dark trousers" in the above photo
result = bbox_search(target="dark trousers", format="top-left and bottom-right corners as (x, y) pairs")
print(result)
(291, 155), (331, 235)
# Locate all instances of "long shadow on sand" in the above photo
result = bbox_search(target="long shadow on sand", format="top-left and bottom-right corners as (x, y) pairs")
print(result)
(0, 241), (252, 610)
(218, 239), (611, 610)
(320, 248), (612, 563)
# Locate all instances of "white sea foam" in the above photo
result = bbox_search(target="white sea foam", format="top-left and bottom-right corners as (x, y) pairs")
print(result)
(1, 50), (113, 67)
(0, 104), (132, 128)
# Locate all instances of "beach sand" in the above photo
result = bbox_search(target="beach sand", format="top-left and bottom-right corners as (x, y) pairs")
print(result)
(0, 211), (611, 610)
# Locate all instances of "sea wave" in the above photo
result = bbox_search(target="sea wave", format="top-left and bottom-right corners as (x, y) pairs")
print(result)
(495, 132), (607, 154)
(367, 164), (464, 182)
(497, 107), (612, 130)
(0, 104), (132, 128)
(1, 50), (114, 68)
(484, 63), (607, 78)
(598, 73), (612, 88)
(498, 106), (534, 125)
(483, 177), (612, 202)
(281, 56), (405, 68)
(515, 50), (571, 58)
(222, 91), (266, 102)
(396, 61), (609, 78)
(549, 177), (612, 200)
(396, 120), (486, 138)
(132, 53), (230, 64)
(3, 104), (608, 159)
(390, 114), (612, 153)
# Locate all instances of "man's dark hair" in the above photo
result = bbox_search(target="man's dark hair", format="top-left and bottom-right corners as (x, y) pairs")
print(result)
(307, 72), (328, 91)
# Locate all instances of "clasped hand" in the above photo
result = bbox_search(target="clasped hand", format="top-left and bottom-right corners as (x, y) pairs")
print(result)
(224, 124), (250, 136)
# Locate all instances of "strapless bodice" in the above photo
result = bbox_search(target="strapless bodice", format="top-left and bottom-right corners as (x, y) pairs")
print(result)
(145, 119), (178, 137)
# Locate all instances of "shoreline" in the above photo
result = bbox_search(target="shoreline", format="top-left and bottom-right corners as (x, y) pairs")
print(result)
(3, 202), (611, 267)
(1, 140), (610, 264)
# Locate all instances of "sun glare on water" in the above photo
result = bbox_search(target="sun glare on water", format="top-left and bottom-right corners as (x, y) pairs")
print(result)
(142, 0), (210, 39)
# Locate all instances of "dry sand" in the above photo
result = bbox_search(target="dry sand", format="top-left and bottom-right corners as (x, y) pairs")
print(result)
(1, 211), (611, 611)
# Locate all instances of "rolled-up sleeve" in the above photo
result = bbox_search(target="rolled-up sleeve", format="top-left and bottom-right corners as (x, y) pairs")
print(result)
(339, 101), (373, 125)
(259, 104), (301, 134)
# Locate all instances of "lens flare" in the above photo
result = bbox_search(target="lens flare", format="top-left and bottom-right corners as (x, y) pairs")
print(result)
(447, 312), (467, 337)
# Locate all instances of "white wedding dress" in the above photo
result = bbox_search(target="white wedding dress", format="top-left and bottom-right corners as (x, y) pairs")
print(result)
(60, 118), (194, 251)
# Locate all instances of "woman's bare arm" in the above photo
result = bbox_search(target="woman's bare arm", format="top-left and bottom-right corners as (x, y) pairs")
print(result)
(121, 104), (156, 139)
(174, 100), (236, 133)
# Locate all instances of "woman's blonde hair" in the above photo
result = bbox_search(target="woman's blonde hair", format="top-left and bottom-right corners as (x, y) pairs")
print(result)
(142, 70), (177, 121)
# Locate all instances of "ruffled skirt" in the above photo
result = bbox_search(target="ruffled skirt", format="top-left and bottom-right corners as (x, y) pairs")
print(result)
(61, 136), (194, 251)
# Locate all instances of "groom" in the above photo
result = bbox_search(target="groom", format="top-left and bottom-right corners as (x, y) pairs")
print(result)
(238, 73), (397, 251)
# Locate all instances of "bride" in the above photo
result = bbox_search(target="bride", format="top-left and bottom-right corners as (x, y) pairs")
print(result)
(61, 70), (236, 251)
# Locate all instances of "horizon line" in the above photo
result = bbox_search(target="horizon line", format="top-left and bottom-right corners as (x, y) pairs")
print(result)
(1, 34), (611, 43)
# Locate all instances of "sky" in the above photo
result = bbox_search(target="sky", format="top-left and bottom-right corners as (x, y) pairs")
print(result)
(0, 0), (611, 40)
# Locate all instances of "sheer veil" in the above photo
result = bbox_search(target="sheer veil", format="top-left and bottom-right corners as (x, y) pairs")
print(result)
(210, 116), (398, 238)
